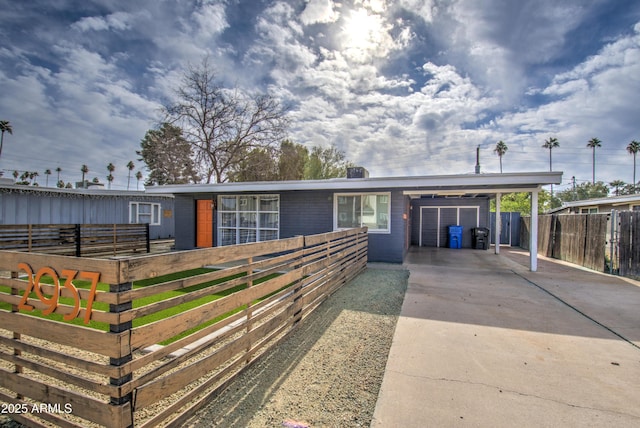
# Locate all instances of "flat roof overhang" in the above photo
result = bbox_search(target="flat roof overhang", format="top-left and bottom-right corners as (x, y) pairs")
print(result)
(145, 171), (563, 195)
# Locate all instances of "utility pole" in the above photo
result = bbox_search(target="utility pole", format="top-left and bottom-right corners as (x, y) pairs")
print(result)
(475, 145), (481, 174)
(572, 176), (576, 201)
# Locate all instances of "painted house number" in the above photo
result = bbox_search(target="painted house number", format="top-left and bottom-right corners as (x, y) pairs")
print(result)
(16, 263), (100, 324)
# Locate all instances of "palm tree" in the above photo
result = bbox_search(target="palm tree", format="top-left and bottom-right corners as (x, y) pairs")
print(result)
(29, 171), (39, 185)
(609, 180), (625, 196)
(587, 137), (602, 184)
(626, 140), (640, 192)
(542, 137), (560, 171)
(106, 163), (115, 189)
(44, 169), (52, 187)
(126, 161), (135, 190)
(542, 136), (560, 196)
(135, 171), (143, 190)
(81, 164), (89, 184)
(12, 170), (18, 181)
(0, 120), (12, 160)
(493, 140), (508, 173)
(55, 166), (62, 183)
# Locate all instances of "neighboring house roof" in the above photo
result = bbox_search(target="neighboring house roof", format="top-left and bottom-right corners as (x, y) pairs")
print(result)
(145, 171), (562, 196)
(0, 183), (174, 199)
(547, 193), (640, 214)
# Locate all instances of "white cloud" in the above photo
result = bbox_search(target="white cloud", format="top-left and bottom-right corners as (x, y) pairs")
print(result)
(72, 12), (133, 32)
(300, 0), (340, 25)
(192, 2), (229, 39)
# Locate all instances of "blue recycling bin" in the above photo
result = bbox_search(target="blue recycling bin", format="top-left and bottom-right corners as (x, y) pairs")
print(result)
(448, 225), (463, 249)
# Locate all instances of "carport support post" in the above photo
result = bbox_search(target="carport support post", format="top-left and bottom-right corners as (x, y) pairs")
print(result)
(494, 193), (501, 254)
(530, 190), (539, 272)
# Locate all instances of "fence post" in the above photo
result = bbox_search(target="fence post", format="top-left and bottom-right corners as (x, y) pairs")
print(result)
(109, 281), (133, 428)
(113, 224), (117, 256)
(75, 224), (82, 257)
(145, 223), (150, 253)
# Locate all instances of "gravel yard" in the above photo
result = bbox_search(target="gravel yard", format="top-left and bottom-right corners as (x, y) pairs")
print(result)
(185, 266), (408, 428)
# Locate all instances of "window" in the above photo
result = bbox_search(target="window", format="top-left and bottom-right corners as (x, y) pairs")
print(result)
(218, 195), (279, 246)
(129, 202), (161, 225)
(334, 193), (390, 233)
(580, 207), (598, 214)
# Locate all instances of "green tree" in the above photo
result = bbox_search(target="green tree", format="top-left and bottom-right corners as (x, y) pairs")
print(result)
(493, 140), (508, 173)
(106, 163), (115, 189)
(12, 170), (18, 180)
(227, 147), (278, 182)
(542, 137), (560, 196)
(490, 190), (553, 214)
(44, 169), (52, 187)
(626, 140), (640, 191)
(55, 167), (62, 185)
(586, 137), (602, 184)
(304, 145), (354, 179)
(0, 120), (12, 161)
(135, 171), (143, 190)
(126, 161), (135, 190)
(609, 180), (625, 196)
(554, 181), (609, 205)
(542, 137), (560, 171)
(137, 123), (199, 185)
(278, 140), (308, 180)
(163, 56), (289, 183)
(81, 164), (89, 184)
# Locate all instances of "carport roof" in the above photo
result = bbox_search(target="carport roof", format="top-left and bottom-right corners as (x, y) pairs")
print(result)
(145, 171), (562, 195)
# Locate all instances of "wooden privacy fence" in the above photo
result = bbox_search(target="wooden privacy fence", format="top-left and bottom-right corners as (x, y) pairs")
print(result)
(520, 214), (608, 271)
(0, 224), (150, 257)
(0, 227), (368, 428)
(616, 211), (640, 278)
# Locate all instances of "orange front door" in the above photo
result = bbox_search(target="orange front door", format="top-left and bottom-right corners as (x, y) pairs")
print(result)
(196, 199), (214, 247)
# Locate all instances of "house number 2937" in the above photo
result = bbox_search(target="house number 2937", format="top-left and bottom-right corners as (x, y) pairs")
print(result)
(16, 263), (100, 324)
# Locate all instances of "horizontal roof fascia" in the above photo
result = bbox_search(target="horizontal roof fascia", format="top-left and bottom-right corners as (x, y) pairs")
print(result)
(145, 171), (563, 195)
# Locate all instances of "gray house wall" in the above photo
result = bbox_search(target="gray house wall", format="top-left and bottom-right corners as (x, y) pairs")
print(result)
(410, 197), (490, 248)
(0, 187), (175, 239)
(175, 194), (200, 250)
(171, 189), (409, 263)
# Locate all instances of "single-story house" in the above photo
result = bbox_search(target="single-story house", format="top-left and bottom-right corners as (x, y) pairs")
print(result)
(146, 170), (562, 271)
(0, 182), (175, 239)
(548, 193), (640, 214)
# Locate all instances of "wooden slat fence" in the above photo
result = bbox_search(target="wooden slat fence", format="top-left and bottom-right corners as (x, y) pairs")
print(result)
(617, 211), (640, 278)
(0, 227), (368, 428)
(520, 214), (607, 271)
(0, 224), (150, 257)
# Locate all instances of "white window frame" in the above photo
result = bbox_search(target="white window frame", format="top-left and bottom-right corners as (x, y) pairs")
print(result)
(580, 207), (598, 214)
(333, 192), (391, 234)
(217, 194), (280, 246)
(129, 202), (161, 226)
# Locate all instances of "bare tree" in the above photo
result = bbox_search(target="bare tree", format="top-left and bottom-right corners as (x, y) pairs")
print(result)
(164, 57), (289, 183)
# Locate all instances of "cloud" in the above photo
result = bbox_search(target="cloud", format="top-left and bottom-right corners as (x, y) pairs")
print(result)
(300, 0), (340, 25)
(72, 12), (133, 32)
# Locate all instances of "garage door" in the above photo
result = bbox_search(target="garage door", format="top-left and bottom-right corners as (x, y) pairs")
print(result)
(419, 206), (480, 248)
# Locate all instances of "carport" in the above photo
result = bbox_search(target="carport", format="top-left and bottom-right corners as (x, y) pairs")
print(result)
(403, 171), (561, 271)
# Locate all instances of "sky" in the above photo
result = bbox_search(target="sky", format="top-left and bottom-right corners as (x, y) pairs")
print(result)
(1, 0), (640, 193)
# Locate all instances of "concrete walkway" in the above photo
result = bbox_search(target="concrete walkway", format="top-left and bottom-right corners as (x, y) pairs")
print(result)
(372, 247), (640, 428)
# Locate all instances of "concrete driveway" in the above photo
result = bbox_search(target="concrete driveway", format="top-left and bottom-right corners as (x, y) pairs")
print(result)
(372, 247), (640, 427)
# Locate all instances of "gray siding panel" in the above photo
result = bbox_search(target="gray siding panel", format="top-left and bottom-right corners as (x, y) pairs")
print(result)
(0, 188), (174, 239)
(174, 195), (195, 250)
(280, 191), (333, 238)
